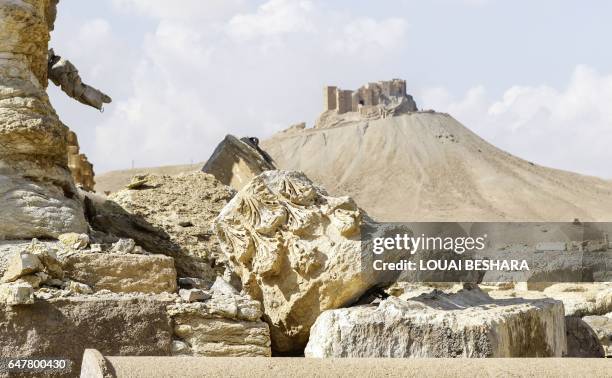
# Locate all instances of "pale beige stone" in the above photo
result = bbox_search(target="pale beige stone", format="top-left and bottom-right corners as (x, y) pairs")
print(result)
(58, 232), (90, 250)
(168, 292), (271, 357)
(1, 252), (43, 282)
(62, 252), (177, 294)
(305, 287), (566, 358)
(202, 135), (276, 190)
(214, 170), (376, 353)
(0, 282), (34, 305)
(0, 0), (87, 239)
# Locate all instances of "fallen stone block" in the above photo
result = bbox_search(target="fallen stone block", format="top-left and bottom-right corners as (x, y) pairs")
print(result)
(214, 170), (375, 353)
(0, 295), (173, 374)
(0, 282), (34, 305)
(305, 287), (566, 358)
(58, 233), (90, 250)
(202, 135), (276, 190)
(1, 251), (43, 283)
(62, 253), (177, 294)
(565, 316), (605, 357)
(179, 289), (211, 303)
(582, 313), (612, 357)
(168, 293), (271, 357)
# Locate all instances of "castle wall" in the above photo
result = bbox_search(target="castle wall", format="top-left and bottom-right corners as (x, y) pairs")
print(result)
(323, 86), (337, 112)
(336, 90), (353, 114)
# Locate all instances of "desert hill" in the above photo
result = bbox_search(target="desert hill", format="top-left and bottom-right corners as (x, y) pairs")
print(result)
(96, 163), (202, 193)
(261, 111), (612, 222)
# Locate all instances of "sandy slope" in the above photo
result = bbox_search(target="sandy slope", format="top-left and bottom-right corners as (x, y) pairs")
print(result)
(262, 112), (612, 222)
(95, 163), (203, 194)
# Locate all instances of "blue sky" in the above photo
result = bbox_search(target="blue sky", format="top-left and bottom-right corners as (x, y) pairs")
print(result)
(49, 0), (612, 177)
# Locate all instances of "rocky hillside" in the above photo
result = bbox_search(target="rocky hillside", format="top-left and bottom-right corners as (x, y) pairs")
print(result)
(262, 112), (612, 222)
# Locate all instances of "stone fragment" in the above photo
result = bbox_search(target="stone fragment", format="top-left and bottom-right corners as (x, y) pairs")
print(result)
(111, 238), (136, 254)
(27, 240), (63, 278)
(171, 340), (191, 355)
(202, 135), (276, 190)
(58, 232), (90, 250)
(17, 274), (42, 289)
(1, 252), (43, 282)
(565, 316), (605, 357)
(305, 287), (566, 358)
(179, 289), (211, 303)
(0, 282), (34, 305)
(127, 175), (148, 190)
(214, 170), (375, 353)
(210, 276), (238, 296)
(90, 244), (103, 253)
(168, 293), (270, 357)
(63, 253), (177, 294)
(69, 281), (93, 294)
(582, 314), (612, 357)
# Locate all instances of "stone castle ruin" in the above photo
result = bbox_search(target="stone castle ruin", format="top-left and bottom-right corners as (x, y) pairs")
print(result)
(322, 79), (418, 120)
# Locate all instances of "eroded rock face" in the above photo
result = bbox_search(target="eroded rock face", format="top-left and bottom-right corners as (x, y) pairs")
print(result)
(305, 287), (567, 358)
(62, 253), (177, 294)
(0, 0), (87, 239)
(168, 292), (271, 357)
(214, 170), (374, 353)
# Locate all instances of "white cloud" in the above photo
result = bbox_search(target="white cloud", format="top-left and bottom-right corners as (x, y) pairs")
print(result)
(111, 0), (247, 21)
(418, 65), (612, 178)
(228, 0), (315, 41)
(329, 17), (408, 55)
(81, 0), (411, 172)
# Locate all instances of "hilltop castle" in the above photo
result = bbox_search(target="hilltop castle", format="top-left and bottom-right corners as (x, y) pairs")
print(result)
(323, 79), (418, 117)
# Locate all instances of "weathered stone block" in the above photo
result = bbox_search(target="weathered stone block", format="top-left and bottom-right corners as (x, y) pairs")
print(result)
(215, 170), (376, 353)
(62, 253), (177, 294)
(0, 296), (173, 374)
(168, 293), (271, 357)
(305, 287), (567, 358)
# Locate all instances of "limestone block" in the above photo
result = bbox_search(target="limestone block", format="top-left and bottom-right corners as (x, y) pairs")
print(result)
(62, 253), (177, 294)
(582, 314), (612, 357)
(59, 232), (90, 250)
(564, 316), (605, 357)
(168, 293), (271, 357)
(305, 287), (567, 358)
(214, 170), (375, 353)
(1, 251), (43, 282)
(0, 295), (173, 373)
(202, 135), (276, 190)
(0, 282), (34, 305)
(179, 289), (211, 303)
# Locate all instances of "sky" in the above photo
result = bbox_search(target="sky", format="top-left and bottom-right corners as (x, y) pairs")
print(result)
(48, 0), (612, 178)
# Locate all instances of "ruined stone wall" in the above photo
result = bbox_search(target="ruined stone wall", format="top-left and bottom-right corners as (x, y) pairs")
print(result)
(319, 79), (417, 124)
(323, 86), (337, 112)
(336, 89), (354, 114)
